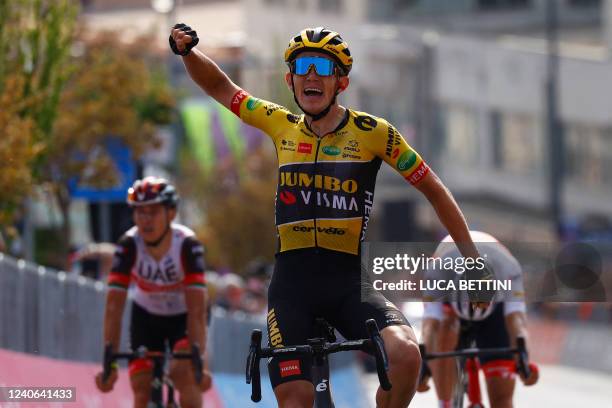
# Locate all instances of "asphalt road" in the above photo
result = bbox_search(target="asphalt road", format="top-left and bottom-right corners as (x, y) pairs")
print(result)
(363, 364), (612, 407)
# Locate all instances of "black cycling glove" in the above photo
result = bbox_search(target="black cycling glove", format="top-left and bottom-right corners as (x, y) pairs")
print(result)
(466, 261), (496, 303)
(169, 23), (199, 56)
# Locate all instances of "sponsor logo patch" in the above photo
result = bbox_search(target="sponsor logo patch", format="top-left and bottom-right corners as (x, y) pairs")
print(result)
(279, 191), (297, 205)
(322, 146), (341, 156)
(265, 103), (282, 116)
(280, 139), (296, 152)
(298, 143), (313, 154)
(397, 151), (417, 171)
(230, 90), (249, 116)
(316, 380), (329, 392)
(386, 125), (402, 157)
(246, 97), (262, 111)
(354, 115), (378, 131)
(279, 172), (358, 193)
(279, 360), (301, 377)
(404, 161), (429, 185)
(286, 114), (301, 123)
(292, 226), (346, 235)
(268, 309), (284, 347)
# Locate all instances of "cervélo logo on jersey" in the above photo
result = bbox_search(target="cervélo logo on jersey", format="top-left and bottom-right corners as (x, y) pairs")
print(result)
(292, 226), (346, 235)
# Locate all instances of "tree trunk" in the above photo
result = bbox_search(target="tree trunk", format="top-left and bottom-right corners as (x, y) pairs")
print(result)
(56, 184), (72, 272)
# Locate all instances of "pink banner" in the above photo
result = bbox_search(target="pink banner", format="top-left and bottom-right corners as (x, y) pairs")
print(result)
(0, 348), (223, 408)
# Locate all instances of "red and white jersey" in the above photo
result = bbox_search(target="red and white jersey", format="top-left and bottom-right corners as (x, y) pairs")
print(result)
(423, 231), (526, 322)
(107, 224), (206, 316)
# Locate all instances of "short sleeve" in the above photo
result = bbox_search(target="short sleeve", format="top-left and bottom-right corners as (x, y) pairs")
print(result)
(181, 236), (206, 289)
(230, 89), (296, 144)
(107, 235), (136, 290)
(363, 118), (430, 185)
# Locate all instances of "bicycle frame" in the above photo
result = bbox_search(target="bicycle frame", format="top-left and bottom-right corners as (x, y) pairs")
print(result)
(454, 354), (483, 408)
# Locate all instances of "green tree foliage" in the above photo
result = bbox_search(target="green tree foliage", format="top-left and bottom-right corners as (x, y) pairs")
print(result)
(0, 0), (76, 225)
(43, 30), (175, 268)
(0, 1), (175, 267)
(0, 75), (42, 225)
(179, 146), (277, 274)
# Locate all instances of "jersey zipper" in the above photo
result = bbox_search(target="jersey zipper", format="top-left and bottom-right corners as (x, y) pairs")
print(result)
(312, 137), (322, 250)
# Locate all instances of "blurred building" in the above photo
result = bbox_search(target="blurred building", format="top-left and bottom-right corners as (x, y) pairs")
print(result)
(77, 0), (612, 243)
(241, 0), (612, 242)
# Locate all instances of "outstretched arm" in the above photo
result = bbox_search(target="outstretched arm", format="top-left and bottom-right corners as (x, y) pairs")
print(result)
(171, 25), (242, 109)
(414, 171), (479, 260)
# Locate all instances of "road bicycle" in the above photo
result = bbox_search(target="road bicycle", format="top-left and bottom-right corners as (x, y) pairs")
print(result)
(420, 337), (533, 408)
(246, 318), (391, 408)
(102, 342), (203, 408)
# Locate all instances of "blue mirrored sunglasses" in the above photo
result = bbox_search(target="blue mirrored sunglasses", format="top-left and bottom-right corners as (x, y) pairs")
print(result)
(291, 56), (336, 76)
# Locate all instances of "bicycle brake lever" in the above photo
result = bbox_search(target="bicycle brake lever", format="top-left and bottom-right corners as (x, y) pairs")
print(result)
(417, 344), (431, 383)
(247, 329), (263, 402)
(191, 343), (203, 384)
(515, 337), (531, 379)
(102, 343), (113, 383)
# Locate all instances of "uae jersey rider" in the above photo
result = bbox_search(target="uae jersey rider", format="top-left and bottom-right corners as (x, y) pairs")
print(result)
(230, 91), (429, 255)
(108, 224), (206, 316)
(423, 231), (527, 322)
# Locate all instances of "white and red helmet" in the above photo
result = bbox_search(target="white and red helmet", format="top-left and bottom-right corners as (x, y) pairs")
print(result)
(126, 176), (179, 208)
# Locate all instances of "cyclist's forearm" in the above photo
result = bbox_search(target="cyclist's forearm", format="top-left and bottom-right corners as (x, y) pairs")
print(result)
(103, 290), (127, 350)
(187, 314), (206, 350)
(186, 289), (207, 350)
(419, 173), (478, 259)
(505, 311), (529, 346)
(182, 49), (239, 106)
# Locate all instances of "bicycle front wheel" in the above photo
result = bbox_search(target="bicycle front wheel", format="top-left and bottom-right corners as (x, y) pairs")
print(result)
(452, 357), (466, 408)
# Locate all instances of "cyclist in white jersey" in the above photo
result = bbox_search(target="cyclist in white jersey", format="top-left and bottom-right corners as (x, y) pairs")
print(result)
(418, 231), (538, 408)
(94, 177), (209, 408)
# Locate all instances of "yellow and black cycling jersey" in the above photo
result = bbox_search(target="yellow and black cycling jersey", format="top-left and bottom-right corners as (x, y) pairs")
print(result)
(231, 90), (430, 255)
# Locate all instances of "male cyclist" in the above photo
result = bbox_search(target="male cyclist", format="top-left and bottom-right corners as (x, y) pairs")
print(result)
(94, 177), (209, 408)
(418, 231), (539, 408)
(170, 25), (489, 408)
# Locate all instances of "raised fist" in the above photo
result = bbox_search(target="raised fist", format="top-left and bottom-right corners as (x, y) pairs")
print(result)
(169, 23), (199, 56)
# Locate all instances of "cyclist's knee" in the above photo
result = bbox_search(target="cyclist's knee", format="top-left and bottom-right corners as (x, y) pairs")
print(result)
(274, 380), (314, 408)
(129, 371), (152, 408)
(383, 326), (421, 374)
(168, 365), (202, 408)
(486, 375), (514, 408)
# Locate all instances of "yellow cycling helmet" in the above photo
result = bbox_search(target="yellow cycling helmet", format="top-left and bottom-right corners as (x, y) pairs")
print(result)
(284, 27), (353, 75)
